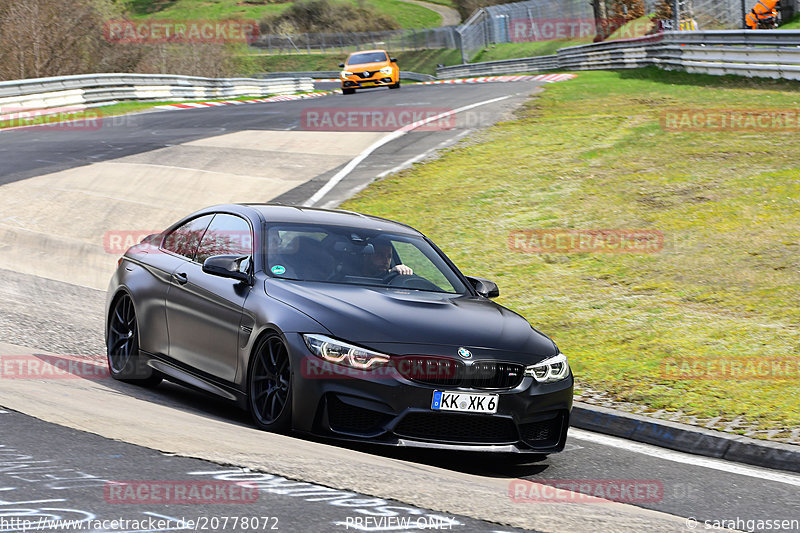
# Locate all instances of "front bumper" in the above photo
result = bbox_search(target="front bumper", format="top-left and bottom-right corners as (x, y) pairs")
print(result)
(287, 334), (573, 454)
(341, 75), (395, 88)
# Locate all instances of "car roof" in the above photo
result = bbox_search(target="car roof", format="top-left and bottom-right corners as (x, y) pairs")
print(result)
(348, 49), (388, 55)
(238, 204), (421, 236)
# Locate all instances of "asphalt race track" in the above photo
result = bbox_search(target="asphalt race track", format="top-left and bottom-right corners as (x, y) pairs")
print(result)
(1, 79), (799, 533)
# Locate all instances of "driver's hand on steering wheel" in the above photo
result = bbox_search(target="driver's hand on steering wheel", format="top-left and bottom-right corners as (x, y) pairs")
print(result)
(390, 264), (413, 276)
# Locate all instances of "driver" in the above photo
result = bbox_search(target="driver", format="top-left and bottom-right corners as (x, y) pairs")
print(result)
(363, 239), (413, 277)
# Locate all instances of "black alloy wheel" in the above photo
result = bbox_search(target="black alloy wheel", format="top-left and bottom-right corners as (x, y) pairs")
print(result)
(249, 333), (292, 431)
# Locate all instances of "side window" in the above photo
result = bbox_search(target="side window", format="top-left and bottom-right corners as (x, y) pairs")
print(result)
(195, 214), (253, 265)
(161, 214), (214, 260)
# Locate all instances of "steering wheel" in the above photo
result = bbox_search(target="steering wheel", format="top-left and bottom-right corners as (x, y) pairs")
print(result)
(388, 274), (442, 291)
(381, 270), (402, 284)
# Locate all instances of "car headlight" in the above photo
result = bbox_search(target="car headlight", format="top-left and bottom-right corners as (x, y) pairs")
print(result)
(303, 334), (390, 370)
(524, 353), (569, 383)
(340, 71), (353, 78)
(379, 66), (393, 75)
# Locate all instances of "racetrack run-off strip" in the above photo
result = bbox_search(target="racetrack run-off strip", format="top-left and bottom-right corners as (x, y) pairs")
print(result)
(418, 74), (577, 85)
(314, 74), (576, 83)
(0, 75), (578, 127)
(152, 74), (577, 111)
(153, 90), (335, 111)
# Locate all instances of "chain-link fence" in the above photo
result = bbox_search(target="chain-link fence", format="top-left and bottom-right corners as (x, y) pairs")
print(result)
(456, 0), (791, 62)
(457, 0), (593, 62)
(249, 1), (799, 61)
(250, 27), (458, 55)
(647, 0), (795, 31)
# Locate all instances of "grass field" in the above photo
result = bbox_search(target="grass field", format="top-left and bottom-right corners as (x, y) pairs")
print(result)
(341, 68), (800, 438)
(781, 13), (800, 29)
(472, 39), (590, 62)
(121, 0), (442, 29)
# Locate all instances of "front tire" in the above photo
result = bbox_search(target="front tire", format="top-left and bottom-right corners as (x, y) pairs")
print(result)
(248, 333), (292, 432)
(342, 87), (356, 95)
(106, 293), (161, 386)
(389, 81), (400, 89)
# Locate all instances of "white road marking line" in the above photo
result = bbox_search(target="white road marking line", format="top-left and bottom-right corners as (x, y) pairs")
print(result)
(375, 129), (473, 179)
(569, 428), (800, 487)
(303, 95), (512, 206)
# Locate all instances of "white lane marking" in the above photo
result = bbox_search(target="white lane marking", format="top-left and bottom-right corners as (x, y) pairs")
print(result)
(374, 129), (473, 180)
(303, 95), (512, 206)
(319, 129), (474, 209)
(569, 428), (800, 487)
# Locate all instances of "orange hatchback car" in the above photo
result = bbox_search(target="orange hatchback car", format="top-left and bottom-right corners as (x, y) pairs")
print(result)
(339, 49), (400, 94)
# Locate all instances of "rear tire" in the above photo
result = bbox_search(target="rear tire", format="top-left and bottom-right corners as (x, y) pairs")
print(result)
(342, 87), (356, 95)
(106, 293), (162, 387)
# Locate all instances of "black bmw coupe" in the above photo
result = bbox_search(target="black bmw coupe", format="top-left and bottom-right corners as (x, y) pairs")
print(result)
(106, 204), (573, 454)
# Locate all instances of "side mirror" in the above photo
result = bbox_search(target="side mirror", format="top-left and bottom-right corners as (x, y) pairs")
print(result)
(203, 255), (252, 284)
(466, 276), (499, 298)
(390, 57), (397, 63)
(338, 63), (345, 68)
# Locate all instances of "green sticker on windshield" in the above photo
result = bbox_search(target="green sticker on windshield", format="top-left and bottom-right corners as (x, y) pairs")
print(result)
(271, 265), (286, 275)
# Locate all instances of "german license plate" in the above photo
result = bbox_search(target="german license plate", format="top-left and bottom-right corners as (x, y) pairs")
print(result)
(431, 391), (498, 414)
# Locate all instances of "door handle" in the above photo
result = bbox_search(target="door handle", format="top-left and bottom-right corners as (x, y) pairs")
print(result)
(172, 272), (188, 285)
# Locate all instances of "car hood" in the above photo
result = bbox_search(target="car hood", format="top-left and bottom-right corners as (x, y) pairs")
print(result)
(265, 280), (557, 360)
(346, 61), (389, 71)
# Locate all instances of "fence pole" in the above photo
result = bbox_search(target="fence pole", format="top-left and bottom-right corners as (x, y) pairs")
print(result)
(741, 0), (747, 28)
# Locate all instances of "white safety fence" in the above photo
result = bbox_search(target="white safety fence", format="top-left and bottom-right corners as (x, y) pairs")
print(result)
(0, 73), (313, 120)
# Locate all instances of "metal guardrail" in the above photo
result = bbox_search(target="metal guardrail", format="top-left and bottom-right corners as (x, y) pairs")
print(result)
(0, 73), (313, 115)
(257, 71), (437, 82)
(437, 56), (558, 77)
(436, 30), (800, 82)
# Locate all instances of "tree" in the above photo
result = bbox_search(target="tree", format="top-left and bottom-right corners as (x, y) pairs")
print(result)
(0, 0), (142, 81)
(610, 0), (646, 23)
(653, 0), (673, 20)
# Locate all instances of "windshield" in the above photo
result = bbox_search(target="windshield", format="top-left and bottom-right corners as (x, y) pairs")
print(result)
(265, 224), (467, 294)
(347, 52), (389, 65)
